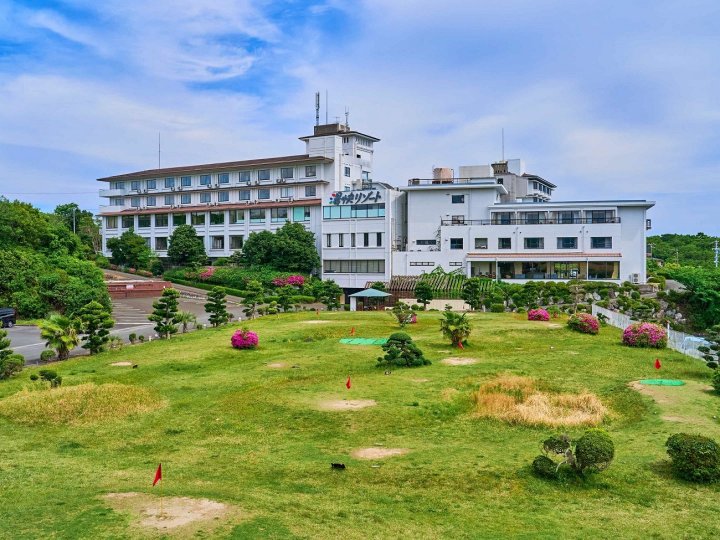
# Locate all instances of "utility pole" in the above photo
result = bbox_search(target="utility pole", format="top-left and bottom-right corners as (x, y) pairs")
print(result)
(714, 239), (719, 268)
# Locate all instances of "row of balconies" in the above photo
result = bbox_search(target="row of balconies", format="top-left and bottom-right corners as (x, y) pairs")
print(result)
(100, 177), (325, 198)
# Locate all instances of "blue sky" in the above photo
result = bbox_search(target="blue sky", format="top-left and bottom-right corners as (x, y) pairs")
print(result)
(0, 0), (718, 234)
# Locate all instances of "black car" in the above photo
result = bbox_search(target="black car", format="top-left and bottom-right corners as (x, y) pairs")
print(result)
(0, 308), (17, 328)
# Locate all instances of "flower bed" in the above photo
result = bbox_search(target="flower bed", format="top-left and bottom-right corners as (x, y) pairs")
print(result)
(567, 313), (599, 335)
(272, 275), (305, 287)
(528, 308), (550, 321)
(231, 329), (259, 349)
(622, 322), (667, 348)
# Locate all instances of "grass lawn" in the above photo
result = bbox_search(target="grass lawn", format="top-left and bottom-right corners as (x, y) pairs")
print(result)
(1, 311), (719, 538)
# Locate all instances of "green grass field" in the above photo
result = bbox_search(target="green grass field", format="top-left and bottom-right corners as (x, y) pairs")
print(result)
(1, 312), (719, 539)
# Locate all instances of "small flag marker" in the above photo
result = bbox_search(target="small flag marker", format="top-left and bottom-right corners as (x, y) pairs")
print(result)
(654, 358), (661, 370)
(350, 327), (355, 336)
(153, 463), (162, 486)
(346, 376), (352, 389)
(457, 341), (464, 350)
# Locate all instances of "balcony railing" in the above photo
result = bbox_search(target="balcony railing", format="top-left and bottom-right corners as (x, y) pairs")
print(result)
(440, 217), (621, 226)
(407, 178), (496, 186)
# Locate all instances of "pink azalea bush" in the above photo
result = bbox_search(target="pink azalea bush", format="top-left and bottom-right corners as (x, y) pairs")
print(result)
(622, 322), (667, 349)
(231, 329), (259, 349)
(527, 308), (550, 321)
(272, 275), (305, 287)
(199, 266), (216, 280)
(567, 313), (600, 335)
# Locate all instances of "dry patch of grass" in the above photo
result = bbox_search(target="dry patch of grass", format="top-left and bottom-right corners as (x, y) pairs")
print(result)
(0, 383), (165, 426)
(441, 357), (478, 366)
(352, 447), (409, 460)
(473, 375), (607, 428)
(316, 399), (376, 411)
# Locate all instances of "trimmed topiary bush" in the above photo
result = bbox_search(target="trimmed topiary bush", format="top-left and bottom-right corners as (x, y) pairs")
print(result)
(567, 313), (600, 335)
(574, 429), (615, 474)
(490, 303), (505, 313)
(377, 332), (430, 368)
(666, 433), (720, 483)
(527, 308), (550, 321)
(712, 370), (720, 394)
(531, 429), (614, 479)
(40, 349), (55, 362)
(622, 322), (667, 348)
(231, 329), (259, 350)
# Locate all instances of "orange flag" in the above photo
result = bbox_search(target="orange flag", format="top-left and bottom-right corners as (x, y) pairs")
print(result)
(346, 376), (351, 389)
(153, 463), (162, 486)
(350, 327), (355, 336)
(654, 358), (661, 370)
(457, 341), (464, 350)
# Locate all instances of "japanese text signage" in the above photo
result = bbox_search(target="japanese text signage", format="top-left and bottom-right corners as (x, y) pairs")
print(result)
(328, 190), (383, 205)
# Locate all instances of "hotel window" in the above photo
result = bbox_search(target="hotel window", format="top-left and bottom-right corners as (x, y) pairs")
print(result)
(144, 237), (151, 248)
(181, 176), (192, 187)
(451, 215), (465, 225)
(362, 171), (370, 181)
(200, 192), (211, 203)
(122, 216), (134, 229)
(591, 237), (613, 249)
(249, 209), (265, 223)
(326, 234), (332, 248)
(239, 189), (251, 201)
(351, 233), (356, 247)
(305, 165), (316, 177)
(239, 171), (251, 183)
(557, 237), (578, 249)
(344, 166), (351, 177)
(164, 177), (175, 188)
(155, 214), (168, 227)
(131, 180), (141, 191)
(323, 260), (385, 273)
(271, 207), (288, 223)
(147, 196), (156, 207)
(173, 214), (185, 226)
(110, 181), (125, 190)
(523, 212), (542, 224)
(147, 179), (156, 190)
(258, 169), (270, 181)
(363, 233), (370, 247)
(211, 236), (224, 250)
(210, 211), (224, 225)
(416, 239), (436, 246)
(155, 237), (167, 251)
(280, 187), (294, 198)
(557, 211), (577, 224)
(230, 235), (244, 250)
(493, 212), (513, 225)
(191, 212), (205, 226)
(451, 195), (465, 204)
(164, 195), (174, 206)
(280, 167), (294, 179)
(474, 237), (488, 249)
(105, 216), (117, 229)
(498, 238), (511, 249)
(409, 261), (435, 267)
(588, 261), (617, 279)
(376, 232), (383, 247)
(555, 262), (581, 279)
(200, 175), (211, 186)
(338, 233), (344, 247)
(292, 206), (310, 222)
(258, 189), (270, 200)
(305, 185), (316, 197)
(589, 210), (614, 224)
(130, 197), (141, 208)
(229, 210), (244, 224)
(524, 237), (544, 249)
(109, 197), (124, 206)
(181, 194), (191, 204)
(450, 238), (464, 250)
(218, 173), (230, 184)
(218, 191), (229, 202)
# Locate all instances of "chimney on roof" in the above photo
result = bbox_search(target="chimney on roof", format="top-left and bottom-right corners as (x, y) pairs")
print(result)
(491, 161), (508, 175)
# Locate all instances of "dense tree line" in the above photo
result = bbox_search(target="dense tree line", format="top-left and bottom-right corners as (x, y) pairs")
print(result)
(648, 233), (719, 269)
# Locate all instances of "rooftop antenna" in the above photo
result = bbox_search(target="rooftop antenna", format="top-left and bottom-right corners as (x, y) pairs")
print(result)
(501, 128), (505, 161)
(315, 92), (320, 126)
(325, 89), (328, 124)
(345, 107), (350, 129)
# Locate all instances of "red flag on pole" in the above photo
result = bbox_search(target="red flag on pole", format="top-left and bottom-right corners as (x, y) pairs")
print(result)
(350, 327), (355, 336)
(153, 463), (162, 486)
(654, 358), (661, 370)
(457, 341), (464, 350)
(346, 376), (351, 389)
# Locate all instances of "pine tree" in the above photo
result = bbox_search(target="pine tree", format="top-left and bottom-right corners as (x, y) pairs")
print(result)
(205, 287), (230, 327)
(414, 281), (434, 309)
(242, 280), (264, 319)
(77, 301), (114, 354)
(149, 288), (181, 338)
(0, 330), (24, 380)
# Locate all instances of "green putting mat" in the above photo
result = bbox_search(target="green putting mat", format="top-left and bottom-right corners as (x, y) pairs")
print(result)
(638, 379), (685, 386)
(339, 338), (388, 345)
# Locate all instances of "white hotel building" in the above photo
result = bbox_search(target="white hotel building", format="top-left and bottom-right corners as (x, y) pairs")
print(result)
(99, 122), (653, 291)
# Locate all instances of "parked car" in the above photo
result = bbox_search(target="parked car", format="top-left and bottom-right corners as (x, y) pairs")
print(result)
(0, 308), (17, 328)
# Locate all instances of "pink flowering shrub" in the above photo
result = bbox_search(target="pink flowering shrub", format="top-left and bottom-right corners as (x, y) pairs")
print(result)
(622, 322), (667, 349)
(199, 267), (216, 280)
(272, 275), (305, 287)
(567, 313), (600, 335)
(231, 329), (259, 349)
(527, 308), (550, 321)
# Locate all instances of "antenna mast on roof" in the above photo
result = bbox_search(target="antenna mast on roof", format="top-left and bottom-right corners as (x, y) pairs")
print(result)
(325, 90), (328, 124)
(345, 107), (350, 129)
(315, 92), (320, 126)
(158, 132), (161, 169)
(501, 128), (505, 161)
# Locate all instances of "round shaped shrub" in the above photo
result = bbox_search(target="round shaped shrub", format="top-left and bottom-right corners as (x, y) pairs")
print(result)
(490, 303), (505, 313)
(231, 329), (259, 350)
(574, 428), (614, 474)
(712, 370), (720, 395)
(40, 349), (55, 362)
(622, 322), (667, 348)
(567, 314), (600, 335)
(527, 308), (550, 321)
(532, 455), (558, 479)
(666, 433), (720, 483)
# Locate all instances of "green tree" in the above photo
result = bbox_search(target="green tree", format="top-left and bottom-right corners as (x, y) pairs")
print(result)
(391, 301), (414, 327)
(176, 310), (197, 333)
(242, 280), (264, 319)
(370, 281), (386, 291)
(0, 329), (24, 380)
(149, 288), (181, 338)
(319, 280), (343, 311)
(241, 222), (319, 273)
(38, 314), (80, 360)
(414, 281), (434, 309)
(53, 203), (101, 253)
(241, 230), (277, 267)
(106, 229), (152, 269)
(377, 332), (430, 368)
(439, 309), (472, 347)
(167, 225), (207, 266)
(462, 278), (488, 311)
(77, 301), (114, 354)
(277, 285), (295, 312)
(205, 287), (230, 327)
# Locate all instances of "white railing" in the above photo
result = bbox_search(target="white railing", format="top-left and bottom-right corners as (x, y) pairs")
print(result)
(592, 305), (709, 360)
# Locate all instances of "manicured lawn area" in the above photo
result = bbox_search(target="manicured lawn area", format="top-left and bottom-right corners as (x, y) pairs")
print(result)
(0, 311), (718, 538)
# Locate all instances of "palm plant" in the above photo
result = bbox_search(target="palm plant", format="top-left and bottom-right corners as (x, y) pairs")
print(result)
(439, 309), (472, 347)
(38, 315), (79, 361)
(176, 310), (198, 333)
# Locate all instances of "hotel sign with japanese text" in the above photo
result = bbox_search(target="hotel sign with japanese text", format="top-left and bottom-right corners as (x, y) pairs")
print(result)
(328, 190), (383, 205)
